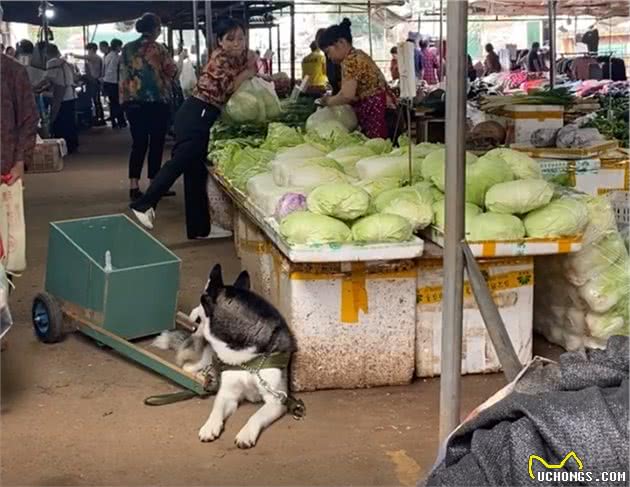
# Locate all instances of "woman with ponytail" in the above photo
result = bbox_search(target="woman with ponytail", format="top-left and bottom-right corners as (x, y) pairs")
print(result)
(317, 18), (392, 139)
(120, 12), (178, 201)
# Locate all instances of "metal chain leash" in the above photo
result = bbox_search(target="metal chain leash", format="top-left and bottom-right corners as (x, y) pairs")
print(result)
(240, 354), (306, 420)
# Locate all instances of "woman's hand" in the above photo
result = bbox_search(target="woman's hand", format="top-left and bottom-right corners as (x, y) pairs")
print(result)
(234, 68), (256, 91)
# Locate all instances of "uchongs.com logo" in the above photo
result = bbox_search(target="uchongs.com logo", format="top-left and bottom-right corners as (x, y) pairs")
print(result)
(528, 451), (628, 483)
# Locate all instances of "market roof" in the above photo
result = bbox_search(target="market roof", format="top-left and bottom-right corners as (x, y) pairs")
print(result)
(470, 0), (630, 18)
(0, 1), (291, 27)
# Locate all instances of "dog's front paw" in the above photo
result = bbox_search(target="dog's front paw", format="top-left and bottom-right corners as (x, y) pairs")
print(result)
(198, 418), (223, 442)
(234, 424), (259, 449)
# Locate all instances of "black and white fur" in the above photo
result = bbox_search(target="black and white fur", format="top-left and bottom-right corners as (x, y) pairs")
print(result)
(152, 305), (215, 376)
(161, 264), (296, 448)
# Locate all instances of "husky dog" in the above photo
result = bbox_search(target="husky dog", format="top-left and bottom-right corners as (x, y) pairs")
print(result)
(161, 264), (296, 448)
(152, 305), (215, 376)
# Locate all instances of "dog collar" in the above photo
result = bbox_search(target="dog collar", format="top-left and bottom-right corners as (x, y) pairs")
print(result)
(218, 352), (292, 372)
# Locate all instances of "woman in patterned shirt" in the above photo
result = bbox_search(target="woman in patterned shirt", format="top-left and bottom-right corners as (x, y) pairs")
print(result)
(318, 18), (391, 139)
(130, 18), (256, 239)
(120, 13), (178, 201)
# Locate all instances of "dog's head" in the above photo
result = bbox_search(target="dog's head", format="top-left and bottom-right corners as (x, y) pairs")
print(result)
(198, 264), (250, 335)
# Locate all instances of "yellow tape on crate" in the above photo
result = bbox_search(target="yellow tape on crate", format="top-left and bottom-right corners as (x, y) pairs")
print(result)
(291, 265), (416, 324)
(417, 269), (534, 305)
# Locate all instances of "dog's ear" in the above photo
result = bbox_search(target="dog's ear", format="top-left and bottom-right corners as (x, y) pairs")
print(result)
(233, 271), (250, 290)
(200, 293), (213, 318)
(205, 264), (224, 295)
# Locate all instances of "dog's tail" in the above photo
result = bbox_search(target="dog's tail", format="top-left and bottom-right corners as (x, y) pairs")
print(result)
(151, 330), (190, 351)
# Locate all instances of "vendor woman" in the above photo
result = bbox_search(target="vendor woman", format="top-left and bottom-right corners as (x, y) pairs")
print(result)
(130, 17), (256, 239)
(318, 18), (391, 139)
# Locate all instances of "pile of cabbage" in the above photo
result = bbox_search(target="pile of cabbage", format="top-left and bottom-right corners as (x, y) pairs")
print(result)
(212, 104), (589, 245)
(421, 147), (589, 241)
(534, 195), (629, 351)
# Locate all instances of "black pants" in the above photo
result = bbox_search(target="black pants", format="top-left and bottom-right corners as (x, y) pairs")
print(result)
(125, 102), (170, 180)
(103, 82), (125, 127)
(131, 97), (219, 239)
(51, 99), (78, 153)
(86, 78), (104, 122)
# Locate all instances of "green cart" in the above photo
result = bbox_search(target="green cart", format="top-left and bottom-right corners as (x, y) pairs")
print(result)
(32, 214), (211, 398)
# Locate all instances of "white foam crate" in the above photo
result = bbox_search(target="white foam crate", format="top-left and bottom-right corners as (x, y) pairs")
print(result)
(267, 250), (418, 391)
(416, 250), (534, 377)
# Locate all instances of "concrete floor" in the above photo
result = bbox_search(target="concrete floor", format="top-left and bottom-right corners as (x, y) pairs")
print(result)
(1, 128), (541, 486)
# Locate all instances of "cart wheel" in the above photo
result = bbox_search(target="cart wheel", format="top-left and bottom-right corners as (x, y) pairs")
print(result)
(32, 292), (64, 343)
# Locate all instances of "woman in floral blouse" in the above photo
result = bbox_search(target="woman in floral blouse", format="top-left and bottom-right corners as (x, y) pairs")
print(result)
(120, 13), (178, 201)
(318, 18), (392, 139)
(130, 18), (255, 239)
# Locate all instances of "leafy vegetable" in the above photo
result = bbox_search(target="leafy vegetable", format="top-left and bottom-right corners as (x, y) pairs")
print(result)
(432, 201), (482, 231)
(276, 164), (348, 189)
(380, 198), (433, 231)
(465, 155), (515, 207)
(327, 145), (376, 177)
(485, 179), (553, 214)
(364, 138), (393, 155)
(467, 213), (526, 241)
(280, 211), (352, 245)
(578, 257), (629, 313)
(566, 234), (629, 286)
(356, 153), (423, 181)
(585, 296), (629, 339)
(372, 182), (435, 213)
(307, 183), (370, 220)
(351, 214), (413, 243)
(485, 148), (542, 179)
(275, 193), (307, 220)
(306, 105), (358, 132)
(421, 149), (478, 189)
(260, 123), (304, 152)
(523, 198), (589, 238)
(352, 177), (401, 198)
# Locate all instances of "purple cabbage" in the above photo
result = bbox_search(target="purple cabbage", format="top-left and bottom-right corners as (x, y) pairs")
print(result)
(275, 192), (307, 220)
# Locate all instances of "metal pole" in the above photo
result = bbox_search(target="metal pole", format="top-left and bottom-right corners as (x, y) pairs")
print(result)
(167, 26), (174, 51)
(438, 0), (444, 81)
(368, 1), (373, 58)
(205, 0), (214, 52)
(290, 3), (296, 85)
(243, 1), (249, 40)
(277, 24), (281, 73)
(268, 25), (274, 75)
(192, 0), (201, 69)
(439, 0), (468, 444)
(548, 0), (556, 88)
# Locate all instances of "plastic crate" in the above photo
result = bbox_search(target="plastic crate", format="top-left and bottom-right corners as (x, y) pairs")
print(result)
(611, 191), (630, 230)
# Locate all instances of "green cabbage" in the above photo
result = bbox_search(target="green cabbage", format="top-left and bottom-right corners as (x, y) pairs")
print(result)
(307, 183), (370, 220)
(485, 179), (554, 214)
(578, 257), (630, 313)
(413, 142), (444, 158)
(275, 143), (325, 160)
(582, 195), (619, 245)
(280, 211), (352, 245)
(421, 149), (478, 188)
(223, 147), (275, 190)
(486, 148), (542, 179)
(468, 213), (526, 241)
(380, 198), (433, 231)
(327, 145), (376, 177)
(277, 164), (348, 189)
(271, 152), (344, 187)
(260, 123), (304, 152)
(351, 214), (412, 243)
(566, 234), (629, 286)
(313, 120), (349, 139)
(523, 198), (589, 238)
(364, 138), (393, 155)
(466, 155), (515, 207)
(306, 105), (358, 132)
(224, 78), (282, 123)
(225, 91), (260, 122)
(432, 201), (482, 231)
(422, 151), (513, 207)
(356, 154), (422, 181)
(352, 177), (401, 198)
(372, 182), (435, 213)
(585, 296), (629, 339)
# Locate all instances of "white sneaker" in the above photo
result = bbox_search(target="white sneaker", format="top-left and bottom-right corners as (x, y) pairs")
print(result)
(131, 208), (155, 230)
(196, 225), (232, 240)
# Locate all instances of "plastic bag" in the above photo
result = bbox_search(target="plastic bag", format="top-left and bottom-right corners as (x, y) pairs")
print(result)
(0, 180), (26, 273)
(225, 77), (282, 123)
(179, 59), (197, 96)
